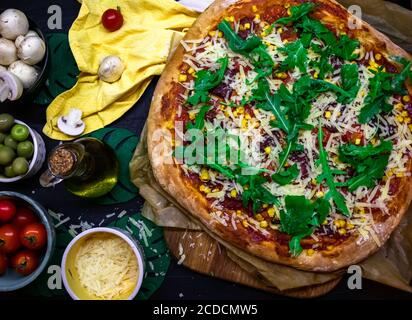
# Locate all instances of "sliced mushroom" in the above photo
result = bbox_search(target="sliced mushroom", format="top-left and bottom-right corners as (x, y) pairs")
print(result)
(57, 108), (86, 136)
(0, 38), (18, 66)
(0, 9), (29, 40)
(8, 60), (39, 89)
(0, 70), (23, 102)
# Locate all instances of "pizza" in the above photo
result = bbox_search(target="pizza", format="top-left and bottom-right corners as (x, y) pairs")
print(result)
(147, 0), (412, 272)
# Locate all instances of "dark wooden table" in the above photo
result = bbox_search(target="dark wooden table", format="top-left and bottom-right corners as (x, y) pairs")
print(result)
(1, 0), (412, 300)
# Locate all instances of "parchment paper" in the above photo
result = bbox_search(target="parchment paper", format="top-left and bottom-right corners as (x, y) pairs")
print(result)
(129, 0), (412, 292)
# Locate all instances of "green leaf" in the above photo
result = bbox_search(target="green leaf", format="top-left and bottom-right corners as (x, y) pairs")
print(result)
(275, 2), (316, 25)
(187, 56), (229, 105)
(279, 39), (308, 73)
(272, 163), (299, 185)
(186, 105), (211, 130)
(317, 125), (350, 216)
(340, 64), (360, 103)
(257, 91), (291, 134)
(332, 35), (359, 61)
(218, 20), (261, 54)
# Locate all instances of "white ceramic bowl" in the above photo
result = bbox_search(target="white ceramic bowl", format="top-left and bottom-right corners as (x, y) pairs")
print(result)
(0, 119), (46, 183)
(61, 227), (145, 300)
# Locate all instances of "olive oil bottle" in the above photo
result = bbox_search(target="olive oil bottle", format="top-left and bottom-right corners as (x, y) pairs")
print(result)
(40, 137), (119, 198)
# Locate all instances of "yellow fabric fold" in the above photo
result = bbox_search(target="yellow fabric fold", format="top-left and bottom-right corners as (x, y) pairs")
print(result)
(43, 0), (198, 140)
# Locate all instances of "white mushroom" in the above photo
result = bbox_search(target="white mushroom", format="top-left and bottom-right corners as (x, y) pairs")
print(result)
(0, 70), (23, 102)
(8, 60), (39, 89)
(16, 34), (46, 65)
(0, 38), (17, 66)
(0, 9), (29, 40)
(15, 31), (39, 48)
(57, 108), (86, 136)
(98, 56), (125, 83)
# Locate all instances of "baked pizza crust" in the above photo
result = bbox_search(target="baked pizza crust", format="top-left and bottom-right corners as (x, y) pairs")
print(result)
(147, 0), (412, 272)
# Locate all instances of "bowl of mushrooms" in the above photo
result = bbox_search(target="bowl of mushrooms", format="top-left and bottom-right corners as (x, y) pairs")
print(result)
(0, 8), (49, 105)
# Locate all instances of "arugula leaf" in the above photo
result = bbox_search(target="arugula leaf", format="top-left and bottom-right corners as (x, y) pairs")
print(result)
(338, 140), (393, 191)
(359, 61), (412, 123)
(187, 56), (229, 105)
(218, 20), (261, 54)
(332, 35), (359, 61)
(300, 16), (336, 47)
(186, 105), (211, 130)
(272, 163), (299, 185)
(275, 2), (316, 25)
(280, 195), (330, 256)
(317, 125), (350, 216)
(279, 39), (308, 73)
(340, 64), (360, 103)
(257, 90), (291, 134)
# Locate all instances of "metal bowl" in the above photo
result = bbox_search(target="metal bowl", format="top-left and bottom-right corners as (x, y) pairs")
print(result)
(0, 191), (55, 292)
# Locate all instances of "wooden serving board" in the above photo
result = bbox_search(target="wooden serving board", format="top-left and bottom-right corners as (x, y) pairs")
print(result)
(164, 228), (342, 298)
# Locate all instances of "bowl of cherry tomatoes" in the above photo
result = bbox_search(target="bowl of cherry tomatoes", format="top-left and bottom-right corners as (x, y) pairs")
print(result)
(0, 191), (55, 291)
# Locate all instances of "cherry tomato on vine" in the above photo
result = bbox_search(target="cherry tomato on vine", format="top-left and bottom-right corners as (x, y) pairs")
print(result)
(102, 8), (123, 32)
(11, 251), (39, 276)
(0, 224), (20, 254)
(0, 199), (16, 223)
(20, 223), (47, 250)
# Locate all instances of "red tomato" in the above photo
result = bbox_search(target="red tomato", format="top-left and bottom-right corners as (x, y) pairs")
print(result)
(0, 200), (17, 223)
(0, 224), (20, 254)
(11, 251), (39, 276)
(102, 8), (123, 32)
(0, 253), (7, 275)
(20, 223), (47, 250)
(12, 207), (38, 229)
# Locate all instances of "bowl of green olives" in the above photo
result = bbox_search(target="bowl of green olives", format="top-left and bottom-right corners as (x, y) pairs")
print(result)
(0, 113), (46, 182)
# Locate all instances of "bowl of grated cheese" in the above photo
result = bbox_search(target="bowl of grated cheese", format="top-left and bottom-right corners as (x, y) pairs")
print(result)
(61, 227), (145, 300)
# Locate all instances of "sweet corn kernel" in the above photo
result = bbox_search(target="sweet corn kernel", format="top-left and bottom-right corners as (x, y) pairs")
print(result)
(397, 115), (404, 123)
(313, 71), (319, 79)
(307, 249), (315, 256)
(188, 67), (195, 74)
(375, 53), (382, 61)
(255, 214), (263, 221)
(225, 16), (235, 22)
(402, 110), (408, 117)
(254, 120), (260, 128)
(287, 8), (291, 15)
(270, 115), (276, 121)
(252, 5), (258, 12)
(166, 122), (174, 130)
(355, 138), (361, 145)
(230, 189), (238, 198)
(326, 245), (334, 251)
(260, 220), (268, 228)
(346, 223), (354, 230)
(275, 72), (287, 79)
(360, 217), (366, 223)
(316, 191), (324, 198)
(208, 31), (216, 37)
(405, 117), (411, 124)
(264, 146), (271, 154)
(189, 112), (196, 120)
(171, 139), (175, 147)
(338, 228), (347, 235)
(245, 114), (251, 120)
(395, 103), (404, 110)
(277, 27), (283, 34)
(334, 219), (346, 228)
(396, 172), (404, 178)
(386, 169), (394, 177)
(322, 219), (328, 225)
(325, 111), (332, 119)
(254, 14), (260, 20)
(267, 207), (276, 217)
(178, 74), (187, 82)
(218, 31), (223, 37)
(262, 204), (269, 208)
(241, 118), (248, 128)
(403, 95), (411, 103)
(239, 25), (245, 31)
(284, 3), (290, 8)
(244, 23), (251, 30)
(242, 220), (249, 228)
(200, 168), (210, 181)
(311, 178), (317, 186)
(338, 22), (345, 30)
(237, 106), (244, 114)
(236, 210), (242, 216)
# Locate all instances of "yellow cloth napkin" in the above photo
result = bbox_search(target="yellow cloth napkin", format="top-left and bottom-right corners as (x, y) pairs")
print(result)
(43, 0), (198, 140)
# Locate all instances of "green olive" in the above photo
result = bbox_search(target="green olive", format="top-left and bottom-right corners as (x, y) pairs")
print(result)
(12, 157), (29, 176)
(0, 114), (15, 133)
(4, 165), (16, 178)
(0, 133), (6, 144)
(17, 141), (34, 159)
(11, 124), (30, 142)
(4, 135), (18, 150)
(0, 146), (16, 166)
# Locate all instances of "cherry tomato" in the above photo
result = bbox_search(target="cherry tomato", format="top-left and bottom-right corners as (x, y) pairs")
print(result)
(20, 223), (47, 250)
(0, 199), (16, 223)
(0, 224), (20, 254)
(12, 207), (38, 229)
(0, 253), (7, 275)
(11, 250), (39, 276)
(102, 8), (123, 32)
